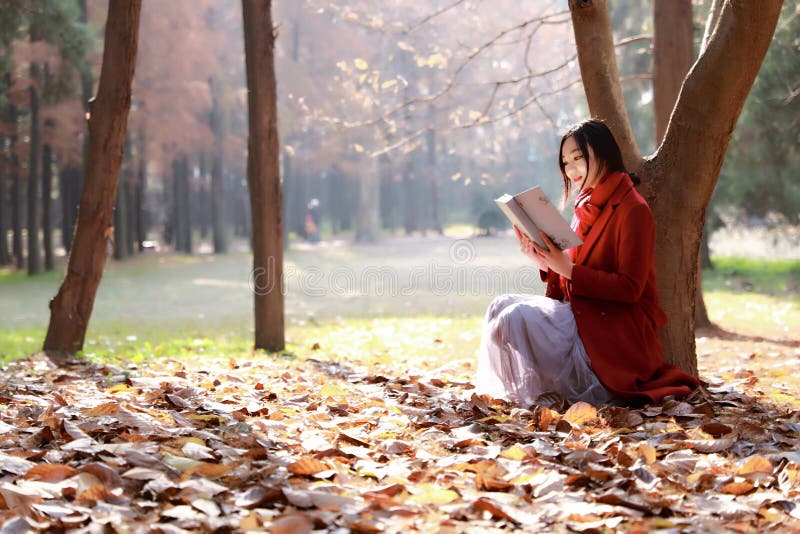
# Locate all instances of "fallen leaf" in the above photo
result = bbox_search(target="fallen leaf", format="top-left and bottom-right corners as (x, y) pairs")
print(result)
(563, 402), (597, 425)
(288, 457), (330, 476)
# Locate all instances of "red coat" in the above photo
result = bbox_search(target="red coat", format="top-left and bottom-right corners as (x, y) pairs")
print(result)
(542, 173), (699, 403)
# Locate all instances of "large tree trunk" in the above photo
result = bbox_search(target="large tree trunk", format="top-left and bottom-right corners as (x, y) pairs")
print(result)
(653, 0), (714, 329)
(653, 0), (693, 146)
(569, 0), (782, 375)
(28, 62), (43, 275)
(42, 144), (54, 271)
(242, 0), (284, 351)
(44, 0), (141, 354)
(568, 0), (641, 169)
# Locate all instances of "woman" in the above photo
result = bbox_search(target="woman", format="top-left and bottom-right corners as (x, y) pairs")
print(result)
(476, 119), (699, 407)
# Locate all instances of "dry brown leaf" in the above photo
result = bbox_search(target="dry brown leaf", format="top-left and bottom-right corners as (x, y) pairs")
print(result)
(82, 402), (120, 417)
(288, 457), (330, 476)
(722, 480), (756, 495)
(180, 461), (238, 481)
(700, 422), (734, 437)
(563, 402), (597, 425)
(605, 407), (643, 429)
(472, 497), (518, 523)
(530, 405), (553, 431)
(737, 455), (773, 475)
(637, 444), (657, 465)
(24, 464), (78, 483)
(269, 513), (313, 534)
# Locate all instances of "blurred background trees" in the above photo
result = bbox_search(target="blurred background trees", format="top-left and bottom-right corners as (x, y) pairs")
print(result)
(0, 0), (797, 275)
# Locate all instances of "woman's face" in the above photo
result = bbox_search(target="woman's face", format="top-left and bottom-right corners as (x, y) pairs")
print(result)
(561, 136), (600, 191)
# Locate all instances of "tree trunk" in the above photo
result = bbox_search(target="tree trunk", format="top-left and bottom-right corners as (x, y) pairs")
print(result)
(209, 79), (228, 254)
(182, 155), (192, 254)
(426, 128), (442, 234)
(135, 128), (147, 251)
(28, 63), (43, 275)
(567, 0), (641, 169)
(0, 168), (8, 266)
(44, 0), (142, 354)
(59, 165), (80, 253)
(11, 148), (23, 270)
(653, 0), (693, 146)
(113, 168), (128, 260)
(242, 0), (284, 351)
(198, 153), (209, 239)
(42, 144), (54, 271)
(569, 0), (782, 375)
(355, 156), (380, 243)
(693, 0), (724, 330)
(653, 0), (713, 329)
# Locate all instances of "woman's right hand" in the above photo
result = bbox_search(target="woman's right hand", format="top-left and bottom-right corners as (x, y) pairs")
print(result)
(514, 225), (549, 272)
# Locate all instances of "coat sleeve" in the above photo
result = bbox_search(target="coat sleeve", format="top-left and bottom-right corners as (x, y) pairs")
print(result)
(541, 269), (564, 300)
(569, 203), (654, 303)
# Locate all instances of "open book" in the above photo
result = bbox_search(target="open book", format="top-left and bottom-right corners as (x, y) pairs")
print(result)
(495, 186), (582, 251)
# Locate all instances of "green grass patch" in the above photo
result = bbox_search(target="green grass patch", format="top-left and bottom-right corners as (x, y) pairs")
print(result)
(703, 257), (800, 296)
(0, 316), (484, 369)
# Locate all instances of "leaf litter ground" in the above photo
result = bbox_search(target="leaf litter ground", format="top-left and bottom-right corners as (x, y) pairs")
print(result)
(0, 319), (799, 533)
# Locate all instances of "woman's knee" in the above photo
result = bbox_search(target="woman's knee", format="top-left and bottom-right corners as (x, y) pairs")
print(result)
(486, 294), (520, 321)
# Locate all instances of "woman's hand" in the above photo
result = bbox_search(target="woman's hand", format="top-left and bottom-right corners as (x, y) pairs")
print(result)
(532, 232), (574, 279)
(514, 226), (549, 272)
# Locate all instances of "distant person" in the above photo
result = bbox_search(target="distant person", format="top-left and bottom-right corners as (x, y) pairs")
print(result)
(305, 198), (320, 244)
(476, 119), (699, 407)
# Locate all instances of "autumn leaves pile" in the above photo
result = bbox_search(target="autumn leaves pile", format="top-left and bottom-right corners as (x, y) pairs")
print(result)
(0, 352), (798, 531)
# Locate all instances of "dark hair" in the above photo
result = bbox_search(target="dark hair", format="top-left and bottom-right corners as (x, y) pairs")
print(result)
(557, 118), (639, 204)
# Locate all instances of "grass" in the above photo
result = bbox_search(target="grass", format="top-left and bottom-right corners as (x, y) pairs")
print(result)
(1, 242), (797, 368)
(702, 257), (800, 296)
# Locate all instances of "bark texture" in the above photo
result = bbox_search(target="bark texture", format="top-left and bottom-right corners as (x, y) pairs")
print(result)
(242, 0), (285, 351)
(653, 0), (693, 146)
(44, 0), (142, 354)
(568, 0), (641, 169)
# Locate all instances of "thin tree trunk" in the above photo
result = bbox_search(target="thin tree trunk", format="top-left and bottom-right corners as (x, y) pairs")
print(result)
(182, 155), (192, 253)
(355, 157), (380, 243)
(569, 0), (781, 375)
(125, 137), (137, 256)
(209, 78), (228, 254)
(172, 159), (183, 252)
(59, 165), (80, 253)
(242, 0), (284, 351)
(198, 153), (209, 239)
(113, 167), (128, 260)
(42, 144), (54, 271)
(0, 170), (8, 266)
(44, 0), (142, 355)
(11, 149), (22, 270)
(135, 128), (147, 250)
(426, 128), (442, 234)
(28, 63), (42, 275)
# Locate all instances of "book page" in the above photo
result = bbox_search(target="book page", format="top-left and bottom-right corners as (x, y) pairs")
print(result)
(514, 187), (582, 250)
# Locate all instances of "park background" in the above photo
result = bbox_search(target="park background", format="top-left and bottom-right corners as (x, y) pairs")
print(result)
(0, 1), (799, 532)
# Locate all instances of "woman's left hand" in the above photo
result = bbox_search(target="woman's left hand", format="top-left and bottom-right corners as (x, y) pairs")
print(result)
(532, 232), (574, 280)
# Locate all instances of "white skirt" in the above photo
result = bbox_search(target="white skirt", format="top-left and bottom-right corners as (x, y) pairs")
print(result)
(475, 294), (614, 407)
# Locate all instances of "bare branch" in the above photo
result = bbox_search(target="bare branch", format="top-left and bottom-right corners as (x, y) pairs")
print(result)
(404, 0), (468, 34)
